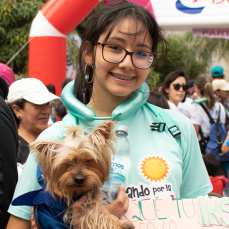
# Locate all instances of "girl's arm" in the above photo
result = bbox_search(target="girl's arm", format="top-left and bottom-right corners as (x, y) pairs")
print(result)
(193, 124), (200, 136)
(6, 215), (31, 229)
(222, 131), (229, 153)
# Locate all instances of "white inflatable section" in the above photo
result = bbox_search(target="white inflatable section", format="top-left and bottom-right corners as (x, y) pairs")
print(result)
(30, 11), (66, 37)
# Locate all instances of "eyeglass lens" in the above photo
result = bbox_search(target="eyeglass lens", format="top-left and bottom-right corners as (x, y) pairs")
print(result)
(103, 44), (154, 69)
(173, 84), (188, 91)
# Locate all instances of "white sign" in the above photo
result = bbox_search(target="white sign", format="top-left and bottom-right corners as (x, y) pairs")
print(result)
(121, 197), (229, 228)
(150, 0), (229, 31)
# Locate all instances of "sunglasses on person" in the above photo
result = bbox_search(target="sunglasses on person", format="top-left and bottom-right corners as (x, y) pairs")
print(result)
(173, 84), (189, 91)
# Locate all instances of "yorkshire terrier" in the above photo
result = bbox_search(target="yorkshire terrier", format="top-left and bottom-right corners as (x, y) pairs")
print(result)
(30, 121), (134, 229)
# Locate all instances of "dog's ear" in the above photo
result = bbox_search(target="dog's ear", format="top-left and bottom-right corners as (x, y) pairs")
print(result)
(89, 121), (116, 157)
(90, 120), (115, 142)
(30, 140), (61, 165)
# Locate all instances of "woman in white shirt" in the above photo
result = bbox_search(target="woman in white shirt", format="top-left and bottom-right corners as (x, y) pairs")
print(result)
(161, 70), (189, 116)
(191, 74), (225, 140)
(191, 74), (227, 177)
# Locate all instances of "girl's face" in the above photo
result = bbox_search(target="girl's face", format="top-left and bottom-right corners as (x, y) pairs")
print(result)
(85, 18), (153, 100)
(165, 76), (187, 106)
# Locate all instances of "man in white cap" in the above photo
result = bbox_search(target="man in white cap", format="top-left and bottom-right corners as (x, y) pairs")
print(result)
(7, 78), (61, 164)
(213, 80), (229, 106)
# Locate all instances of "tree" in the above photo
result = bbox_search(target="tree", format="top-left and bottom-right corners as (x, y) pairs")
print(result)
(148, 33), (207, 89)
(0, 0), (47, 74)
(184, 32), (229, 69)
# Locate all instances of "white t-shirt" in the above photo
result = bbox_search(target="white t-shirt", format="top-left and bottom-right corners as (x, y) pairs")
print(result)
(178, 97), (193, 119)
(167, 100), (179, 111)
(168, 100), (192, 119)
(191, 102), (226, 139)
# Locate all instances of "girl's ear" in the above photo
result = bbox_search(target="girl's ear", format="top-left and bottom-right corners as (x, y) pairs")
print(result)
(82, 41), (94, 65)
(165, 87), (170, 94)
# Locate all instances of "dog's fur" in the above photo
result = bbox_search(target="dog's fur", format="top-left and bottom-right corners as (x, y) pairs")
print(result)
(30, 121), (134, 229)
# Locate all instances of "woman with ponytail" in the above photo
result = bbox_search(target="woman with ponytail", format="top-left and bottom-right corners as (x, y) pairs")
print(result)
(191, 74), (226, 151)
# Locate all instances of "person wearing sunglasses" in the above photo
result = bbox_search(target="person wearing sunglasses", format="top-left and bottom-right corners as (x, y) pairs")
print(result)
(161, 70), (189, 115)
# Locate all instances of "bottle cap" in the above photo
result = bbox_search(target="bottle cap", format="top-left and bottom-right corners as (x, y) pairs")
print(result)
(116, 125), (128, 133)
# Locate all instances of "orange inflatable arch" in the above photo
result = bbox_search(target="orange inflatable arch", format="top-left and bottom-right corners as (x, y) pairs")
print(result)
(29, 0), (100, 95)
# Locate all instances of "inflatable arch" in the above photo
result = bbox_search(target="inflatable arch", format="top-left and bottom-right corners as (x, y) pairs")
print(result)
(29, 0), (100, 95)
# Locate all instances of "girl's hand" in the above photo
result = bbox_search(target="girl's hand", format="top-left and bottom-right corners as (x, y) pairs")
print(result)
(103, 185), (129, 218)
(72, 185), (129, 229)
(72, 195), (87, 229)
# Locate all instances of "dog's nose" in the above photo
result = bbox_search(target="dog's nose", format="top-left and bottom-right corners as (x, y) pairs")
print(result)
(75, 175), (85, 185)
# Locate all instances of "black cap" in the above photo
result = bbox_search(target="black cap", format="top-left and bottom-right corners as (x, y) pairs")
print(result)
(187, 79), (195, 88)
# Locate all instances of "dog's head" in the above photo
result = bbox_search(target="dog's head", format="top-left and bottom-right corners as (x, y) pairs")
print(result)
(30, 121), (116, 202)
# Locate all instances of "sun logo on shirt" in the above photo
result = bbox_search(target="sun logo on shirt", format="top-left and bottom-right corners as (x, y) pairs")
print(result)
(140, 156), (169, 182)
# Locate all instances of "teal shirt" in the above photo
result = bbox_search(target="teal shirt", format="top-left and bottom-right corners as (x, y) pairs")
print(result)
(8, 104), (212, 220)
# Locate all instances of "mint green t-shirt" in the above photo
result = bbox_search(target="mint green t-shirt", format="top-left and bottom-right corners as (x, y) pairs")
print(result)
(8, 104), (212, 220)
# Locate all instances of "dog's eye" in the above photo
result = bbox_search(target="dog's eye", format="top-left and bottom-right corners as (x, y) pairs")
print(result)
(86, 160), (93, 164)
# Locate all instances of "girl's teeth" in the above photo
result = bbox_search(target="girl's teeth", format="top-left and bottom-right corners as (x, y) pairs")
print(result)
(112, 74), (133, 81)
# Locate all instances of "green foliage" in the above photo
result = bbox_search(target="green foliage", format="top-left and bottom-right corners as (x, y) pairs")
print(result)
(184, 32), (229, 68)
(0, 0), (47, 74)
(148, 33), (207, 89)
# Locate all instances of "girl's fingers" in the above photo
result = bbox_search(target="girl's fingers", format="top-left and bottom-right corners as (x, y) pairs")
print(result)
(103, 185), (129, 218)
(112, 194), (129, 218)
(72, 195), (87, 215)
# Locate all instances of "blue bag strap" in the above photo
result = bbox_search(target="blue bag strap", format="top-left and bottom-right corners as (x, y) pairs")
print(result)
(145, 103), (181, 139)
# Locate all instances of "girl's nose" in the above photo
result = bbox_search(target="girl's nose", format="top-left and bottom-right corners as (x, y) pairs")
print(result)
(118, 54), (134, 70)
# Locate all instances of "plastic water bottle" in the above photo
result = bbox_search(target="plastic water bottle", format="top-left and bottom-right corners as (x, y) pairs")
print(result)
(101, 125), (130, 204)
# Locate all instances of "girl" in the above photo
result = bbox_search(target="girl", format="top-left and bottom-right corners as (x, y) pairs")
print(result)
(191, 74), (225, 145)
(161, 70), (191, 118)
(191, 74), (228, 180)
(7, 1), (212, 229)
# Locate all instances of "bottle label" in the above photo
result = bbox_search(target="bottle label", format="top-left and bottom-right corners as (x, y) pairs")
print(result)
(101, 157), (128, 204)
(110, 157), (127, 185)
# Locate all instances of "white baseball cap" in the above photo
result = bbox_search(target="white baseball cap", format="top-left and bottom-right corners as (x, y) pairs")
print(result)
(213, 79), (229, 91)
(7, 78), (61, 104)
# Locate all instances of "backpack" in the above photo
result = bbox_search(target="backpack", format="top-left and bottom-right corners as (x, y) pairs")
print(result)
(199, 103), (229, 161)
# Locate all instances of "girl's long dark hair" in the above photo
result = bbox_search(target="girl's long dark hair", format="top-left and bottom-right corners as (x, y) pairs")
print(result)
(74, 0), (168, 104)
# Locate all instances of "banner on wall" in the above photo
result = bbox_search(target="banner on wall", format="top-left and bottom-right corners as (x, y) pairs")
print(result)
(121, 196), (229, 228)
(150, 0), (229, 31)
(193, 28), (229, 39)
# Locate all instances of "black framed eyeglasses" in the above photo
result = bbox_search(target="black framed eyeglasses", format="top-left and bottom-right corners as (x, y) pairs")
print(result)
(173, 84), (189, 91)
(97, 42), (157, 69)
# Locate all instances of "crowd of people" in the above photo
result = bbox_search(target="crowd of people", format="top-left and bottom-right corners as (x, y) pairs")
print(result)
(0, 1), (229, 228)
(147, 66), (229, 197)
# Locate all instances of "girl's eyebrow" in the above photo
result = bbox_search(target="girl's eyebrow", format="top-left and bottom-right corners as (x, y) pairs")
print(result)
(107, 36), (152, 51)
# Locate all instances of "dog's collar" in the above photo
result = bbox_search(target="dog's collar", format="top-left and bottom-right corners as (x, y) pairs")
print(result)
(61, 81), (149, 122)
